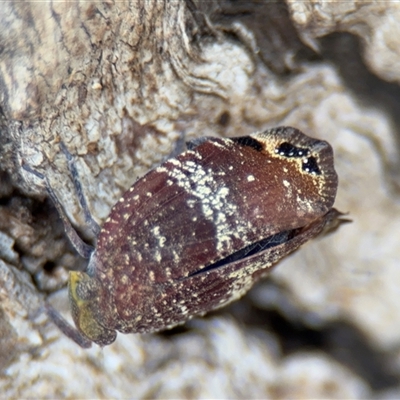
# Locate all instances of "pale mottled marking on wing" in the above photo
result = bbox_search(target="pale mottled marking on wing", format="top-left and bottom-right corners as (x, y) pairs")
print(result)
(144, 141), (240, 253)
(108, 147), (217, 232)
(146, 139), (252, 268)
(167, 140), (251, 253)
(156, 147), (237, 253)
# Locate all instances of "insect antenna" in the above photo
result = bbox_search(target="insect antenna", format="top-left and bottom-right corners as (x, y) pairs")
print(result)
(59, 142), (101, 237)
(45, 303), (92, 348)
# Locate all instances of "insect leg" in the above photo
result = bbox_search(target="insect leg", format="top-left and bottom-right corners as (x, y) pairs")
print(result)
(22, 163), (94, 259)
(45, 303), (92, 348)
(59, 142), (101, 237)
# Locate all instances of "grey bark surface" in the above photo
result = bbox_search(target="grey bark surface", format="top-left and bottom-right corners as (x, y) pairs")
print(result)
(1, 1), (400, 397)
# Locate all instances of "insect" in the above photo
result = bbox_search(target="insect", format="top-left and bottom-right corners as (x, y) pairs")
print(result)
(24, 126), (342, 348)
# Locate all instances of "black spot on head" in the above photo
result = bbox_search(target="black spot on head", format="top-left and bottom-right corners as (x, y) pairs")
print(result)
(302, 156), (321, 175)
(232, 136), (263, 152)
(276, 142), (309, 158)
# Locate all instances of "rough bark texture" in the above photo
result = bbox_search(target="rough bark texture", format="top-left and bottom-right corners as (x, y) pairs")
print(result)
(1, 0), (400, 397)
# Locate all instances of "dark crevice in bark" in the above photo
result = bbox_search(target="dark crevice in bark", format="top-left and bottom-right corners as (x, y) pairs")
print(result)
(228, 284), (400, 393)
(195, 0), (317, 75)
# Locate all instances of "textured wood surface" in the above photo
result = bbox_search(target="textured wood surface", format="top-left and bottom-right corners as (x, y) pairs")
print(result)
(1, 1), (400, 397)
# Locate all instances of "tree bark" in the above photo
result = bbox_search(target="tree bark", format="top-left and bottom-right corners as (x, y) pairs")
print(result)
(1, 1), (400, 397)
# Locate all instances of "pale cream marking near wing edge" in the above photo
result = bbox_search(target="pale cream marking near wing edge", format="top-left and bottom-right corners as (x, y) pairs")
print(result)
(247, 175), (255, 182)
